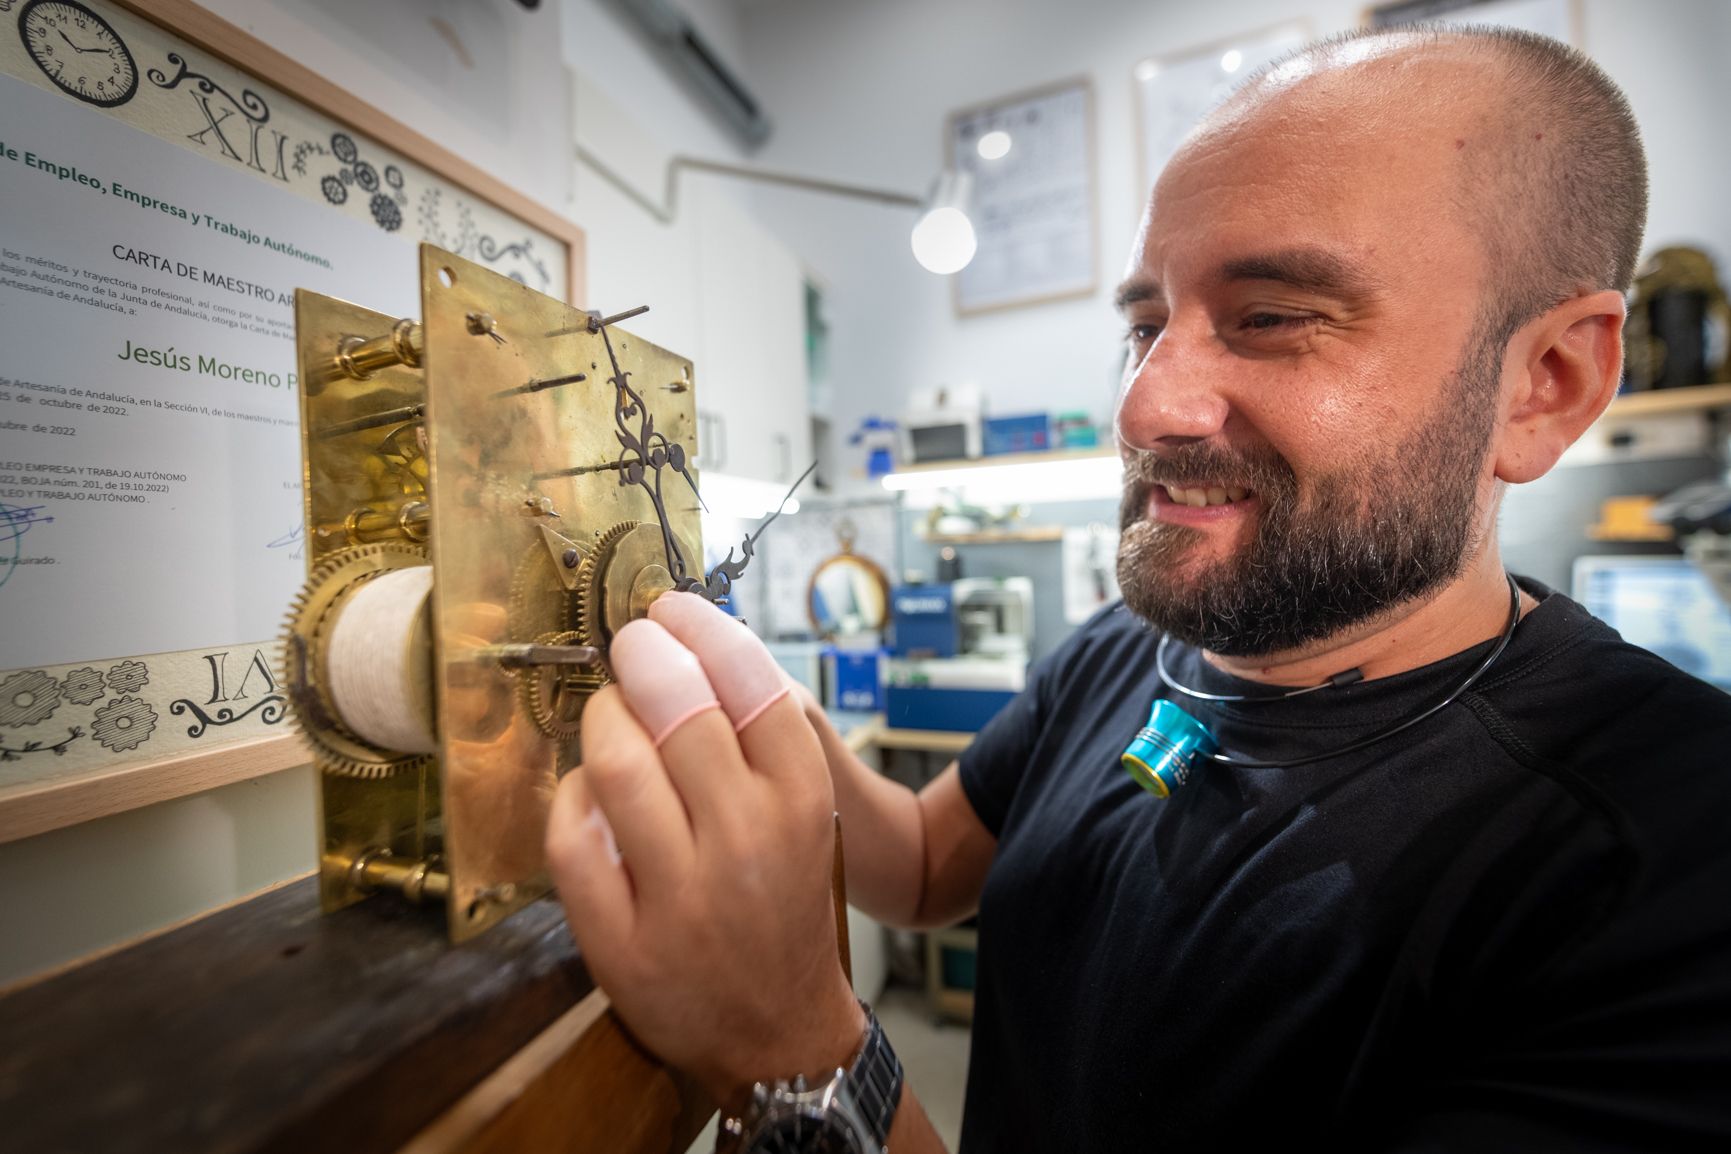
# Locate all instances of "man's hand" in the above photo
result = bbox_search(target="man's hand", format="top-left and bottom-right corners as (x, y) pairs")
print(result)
(544, 592), (864, 1105)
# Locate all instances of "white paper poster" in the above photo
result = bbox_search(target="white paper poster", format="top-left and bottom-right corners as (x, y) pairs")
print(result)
(0, 0), (567, 789)
(0, 68), (416, 668)
(1134, 24), (1308, 200)
(950, 81), (1095, 314)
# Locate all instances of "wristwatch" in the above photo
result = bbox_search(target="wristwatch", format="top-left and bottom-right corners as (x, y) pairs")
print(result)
(717, 1002), (903, 1153)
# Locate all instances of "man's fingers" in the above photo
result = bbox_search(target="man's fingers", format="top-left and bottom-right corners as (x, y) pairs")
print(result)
(648, 593), (817, 782)
(577, 686), (695, 896)
(610, 617), (751, 814)
(544, 765), (634, 954)
(608, 617), (724, 743)
(648, 593), (790, 729)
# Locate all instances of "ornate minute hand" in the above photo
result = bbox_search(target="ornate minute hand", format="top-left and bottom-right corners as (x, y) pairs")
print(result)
(588, 304), (814, 609)
(675, 459), (816, 607)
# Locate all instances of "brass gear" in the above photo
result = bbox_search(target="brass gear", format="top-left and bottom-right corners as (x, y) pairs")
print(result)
(507, 541), (577, 653)
(279, 541), (435, 779)
(573, 520), (644, 652)
(516, 630), (603, 740)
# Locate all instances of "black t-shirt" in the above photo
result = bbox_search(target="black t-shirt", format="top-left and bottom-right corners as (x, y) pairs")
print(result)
(955, 579), (1731, 1152)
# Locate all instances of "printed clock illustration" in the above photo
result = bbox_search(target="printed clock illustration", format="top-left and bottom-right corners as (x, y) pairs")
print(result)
(18, 0), (138, 108)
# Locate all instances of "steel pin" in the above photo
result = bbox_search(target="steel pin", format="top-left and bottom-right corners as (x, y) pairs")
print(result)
(315, 403), (425, 439)
(532, 460), (627, 481)
(587, 305), (649, 333)
(494, 371), (588, 399)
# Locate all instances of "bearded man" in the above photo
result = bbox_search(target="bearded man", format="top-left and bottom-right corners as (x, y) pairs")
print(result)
(546, 24), (1731, 1154)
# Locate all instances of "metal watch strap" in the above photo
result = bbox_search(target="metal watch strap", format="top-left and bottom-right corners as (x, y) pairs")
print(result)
(847, 1003), (903, 1148)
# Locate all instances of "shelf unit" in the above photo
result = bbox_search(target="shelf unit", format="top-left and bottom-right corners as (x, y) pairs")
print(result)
(891, 446), (1115, 475)
(1604, 382), (1731, 418)
(925, 926), (978, 1024)
(918, 526), (1066, 545)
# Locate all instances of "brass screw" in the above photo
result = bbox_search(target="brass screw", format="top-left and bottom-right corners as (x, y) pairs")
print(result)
(466, 312), (505, 344)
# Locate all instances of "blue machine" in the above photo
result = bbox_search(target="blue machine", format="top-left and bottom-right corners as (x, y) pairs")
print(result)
(824, 645), (887, 712)
(887, 578), (1033, 732)
(892, 584), (958, 657)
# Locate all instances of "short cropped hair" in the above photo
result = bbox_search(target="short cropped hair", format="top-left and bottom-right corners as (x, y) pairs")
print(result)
(1249, 24), (1648, 345)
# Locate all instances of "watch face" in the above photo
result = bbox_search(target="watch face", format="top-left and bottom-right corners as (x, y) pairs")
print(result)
(749, 1109), (869, 1154)
(18, 0), (139, 108)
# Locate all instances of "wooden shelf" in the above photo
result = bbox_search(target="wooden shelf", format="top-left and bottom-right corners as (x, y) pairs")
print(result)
(891, 447), (1115, 475)
(919, 526), (1065, 545)
(874, 726), (977, 754)
(926, 927), (978, 1025)
(843, 717), (975, 755)
(1605, 383), (1731, 418)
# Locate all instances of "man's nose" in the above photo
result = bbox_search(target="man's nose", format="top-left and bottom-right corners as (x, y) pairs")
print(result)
(1115, 323), (1231, 450)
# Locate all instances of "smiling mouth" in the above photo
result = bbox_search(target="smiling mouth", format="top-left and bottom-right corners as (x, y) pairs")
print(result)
(1157, 484), (1253, 509)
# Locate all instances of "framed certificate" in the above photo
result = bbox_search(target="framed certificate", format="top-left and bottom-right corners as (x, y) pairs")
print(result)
(0, 0), (583, 841)
(1133, 22), (1309, 203)
(1366, 0), (1580, 45)
(948, 77), (1097, 316)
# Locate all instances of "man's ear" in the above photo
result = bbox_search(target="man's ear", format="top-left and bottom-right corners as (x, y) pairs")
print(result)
(1493, 289), (1626, 485)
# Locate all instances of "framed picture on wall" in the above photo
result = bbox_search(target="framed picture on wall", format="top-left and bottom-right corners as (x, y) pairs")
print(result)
(0, 0), (583, 844)
(1133, 22), (1309, 205)
(1366, 0), (1581, 44)
(948, 77), (1097, 316)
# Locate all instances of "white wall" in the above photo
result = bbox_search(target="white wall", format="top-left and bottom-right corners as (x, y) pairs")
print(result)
(0, 768), (317, 985)
(736, 0), (1731, 494)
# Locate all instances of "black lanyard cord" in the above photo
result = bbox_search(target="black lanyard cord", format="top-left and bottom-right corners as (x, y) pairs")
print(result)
(1153, 574), (1523, 770)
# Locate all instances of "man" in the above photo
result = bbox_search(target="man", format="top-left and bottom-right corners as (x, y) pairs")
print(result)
(546, 24), (1731, 1152)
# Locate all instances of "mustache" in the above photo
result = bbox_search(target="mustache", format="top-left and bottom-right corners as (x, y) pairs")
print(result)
(1120, 443), (1297, 505)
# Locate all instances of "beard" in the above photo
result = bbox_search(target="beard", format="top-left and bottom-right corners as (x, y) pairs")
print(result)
(1116, 326), (1501, 658)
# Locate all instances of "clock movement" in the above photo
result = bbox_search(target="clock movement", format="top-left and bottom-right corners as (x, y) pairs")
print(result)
(286, 243), (765, 940)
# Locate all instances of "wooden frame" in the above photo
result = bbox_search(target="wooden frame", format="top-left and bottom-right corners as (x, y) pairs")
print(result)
(0, 0), (585, 844)
(946, 75), (1098, 317)
(1130, 19), (1311, 211)
(114, 0), (586, 303)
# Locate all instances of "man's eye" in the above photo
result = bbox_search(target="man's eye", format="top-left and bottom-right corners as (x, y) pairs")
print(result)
(1125, 323), (1163, 344)
(1242, 312), (1314, 331)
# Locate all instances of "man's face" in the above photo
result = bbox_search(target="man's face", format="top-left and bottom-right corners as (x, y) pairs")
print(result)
(1114, 65), (1506, 657)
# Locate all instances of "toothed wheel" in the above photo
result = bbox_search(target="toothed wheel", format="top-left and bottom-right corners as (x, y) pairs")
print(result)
(507, 542), (577, 655)
(573, 521), (645, 652)
(517, 630), (604, 740)
(279, 542), (435, 779)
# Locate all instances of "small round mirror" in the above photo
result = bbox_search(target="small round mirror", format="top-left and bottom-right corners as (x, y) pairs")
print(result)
(808, 520), (890, 638)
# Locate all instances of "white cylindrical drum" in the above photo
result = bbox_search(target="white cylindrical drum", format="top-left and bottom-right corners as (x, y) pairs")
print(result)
(325, 565), (438, 753)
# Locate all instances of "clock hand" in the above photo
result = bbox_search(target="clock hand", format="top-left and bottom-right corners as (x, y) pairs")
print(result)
(54, 27), (105, 53)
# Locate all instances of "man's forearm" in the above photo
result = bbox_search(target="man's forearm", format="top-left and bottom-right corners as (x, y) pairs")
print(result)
(806, 706), (929, 926)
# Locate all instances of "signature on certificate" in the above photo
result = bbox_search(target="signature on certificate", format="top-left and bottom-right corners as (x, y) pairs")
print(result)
(267, 522), (305, 561)
(0, 502), (54, 591)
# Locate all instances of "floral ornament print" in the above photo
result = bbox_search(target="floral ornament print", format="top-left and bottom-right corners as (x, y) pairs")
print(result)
(92, 696), (157, 753)
(0, 670), (61, 728)
(320, 133), (407, 233)
(61, 667), (106, 706)
(371, 195), (403, 231)
(106, 660), (150, 694)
